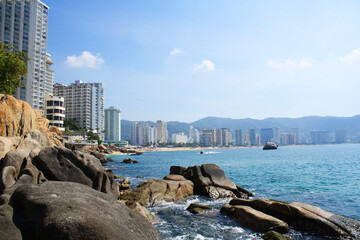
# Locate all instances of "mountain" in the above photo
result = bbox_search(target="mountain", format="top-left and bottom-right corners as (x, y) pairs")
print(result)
(121, 115), (360, 140)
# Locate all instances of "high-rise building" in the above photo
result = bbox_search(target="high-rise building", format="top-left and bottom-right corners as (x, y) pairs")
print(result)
(260, 128), (274, 144)
(44, 93), (65, 131)
(248, 129), (256, 146)
(256, 134), (261, 146)
(104, 107), (121, 142)
(189, 126), (200, 143)
(54, 80), (104, 138)
(130, 122), (156, 146)
(221, 128), (231, 146)
(309, 130), (329, 144)
(273, 127), (280, 144)
(201, 129), (216, 145)
(45, 53), (54, 95)
(149, 125), (157, 144)
(335, 129), (347, 144)
(215, 128), (222, 146)
(0, 0), (50, 111)
(171, 133), (188, 144)
(280, 133), (296, 145)
(234, 129), (242, 146)
(200, 131), (213, 147)
(156, 120), (168, 143)
(291, 128), (300, 145)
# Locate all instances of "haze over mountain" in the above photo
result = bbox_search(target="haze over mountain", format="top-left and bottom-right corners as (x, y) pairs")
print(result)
(121, 115), (360, 141)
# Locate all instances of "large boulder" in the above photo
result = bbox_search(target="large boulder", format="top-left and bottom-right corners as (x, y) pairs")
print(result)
(0, 95), (38, 137)
(121, 179), (194, 206)
(9, 181), (161, 240)
(173, 164), (252, 199)
(0, 137), (21, 159)
(0, 204), (22, 240)
(221, 204), (289, 233)
(229, 198), (359, 238)
(33, 146), (119, 199)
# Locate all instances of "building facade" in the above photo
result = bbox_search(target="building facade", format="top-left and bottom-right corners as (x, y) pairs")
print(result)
(44, 93), (65, 131)
(335, 129), (347, 143)
(104, 106), (121, 142)
(234, 129), (242, 146)
(156, 120), (168, 143)
(171, 133), (188, 144)
(0, 0), (51, 111)
(54, 80), (104, 138)
(260, 128), (274, 144)
(189, 126), (200, 143)
(248, 129), (256, 146)
(130, 122), (156, 146)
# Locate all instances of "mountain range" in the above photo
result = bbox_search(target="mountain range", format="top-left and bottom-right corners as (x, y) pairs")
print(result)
(121, 115), (360, 141)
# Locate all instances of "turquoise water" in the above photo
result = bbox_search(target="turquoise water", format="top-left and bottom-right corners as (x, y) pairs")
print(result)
(107, 144), (360, 239)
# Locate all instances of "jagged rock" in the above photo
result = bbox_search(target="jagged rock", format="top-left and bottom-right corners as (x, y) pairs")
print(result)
(170, 165), (187, 175)
(173, 164), (253, 199)
(9, 181), (161, 240)
(124, 201), (155, 222)
(0, 205), (22, 240)
(163, 174), (187, 181)
(221, 204), (289, 233)
(122, 158), (138, 163)
(229, 198), (359, 238)
(0, 95), (38, 137)
(262, 231), (291, 240)
(0, 136), (21, 159)
(263, 142), (278, 150)
(33, 146), (119, 199)
(121, 179), (194, 206)
(186, 203), (214, 214)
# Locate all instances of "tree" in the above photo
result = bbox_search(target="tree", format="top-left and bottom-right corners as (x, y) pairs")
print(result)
(0, 42), (29, 95)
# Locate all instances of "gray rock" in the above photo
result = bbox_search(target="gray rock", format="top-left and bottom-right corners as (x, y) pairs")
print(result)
(0, 205), (22, 240)
(10, 181), (161, 240)
(33, 147), (119, 199)
(186, 203), (214, 214)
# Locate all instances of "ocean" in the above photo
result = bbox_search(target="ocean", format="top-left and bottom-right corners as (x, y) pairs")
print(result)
(107, 144), (360, 240)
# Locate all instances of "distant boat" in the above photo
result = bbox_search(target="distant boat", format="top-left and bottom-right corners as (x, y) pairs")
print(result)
(200, 151), (204, 154)
(263, 142), (278, 150)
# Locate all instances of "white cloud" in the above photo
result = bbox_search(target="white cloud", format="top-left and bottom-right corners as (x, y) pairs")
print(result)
(338, 48), (360, 63)
(170, 48), (184, 55)
(267, 58), (313, 72)
(65, 51), (104, 68)
(193, 60), (215, 72)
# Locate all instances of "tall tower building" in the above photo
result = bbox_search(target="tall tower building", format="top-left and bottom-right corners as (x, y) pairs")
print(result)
(260, 128), (274, 144)
(248, 129), (256, 146)
(156, 120), (168, 143)
(104, 106), (121, 142)
(45, 53), (54, 94)
(189, 126), (200, 143)
(0, 0), (51, 111)
(54, 80), (104, 138)
(273, 127), (280, 144)
(234, 129), (242, 146)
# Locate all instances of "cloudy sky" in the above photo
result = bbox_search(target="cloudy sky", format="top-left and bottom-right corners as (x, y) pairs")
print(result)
(45, 0), (360, 122)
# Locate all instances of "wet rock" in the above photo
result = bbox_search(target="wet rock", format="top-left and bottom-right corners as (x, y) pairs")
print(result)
(121, 179), (194, 206)
(122, 158), (138, 163)
(262, 231), (291, 240)
(229, 198), (357, 238)
(221, 204), (289, 233)
(170, 166), (187, 175)
(186, 203), (214, 214)
(9, 181), (161, 240)
(263, 142), (278, 150)
(124, 201), (155, 222)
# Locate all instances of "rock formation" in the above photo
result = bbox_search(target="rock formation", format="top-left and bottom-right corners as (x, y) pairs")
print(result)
(0, 96), (161, 240)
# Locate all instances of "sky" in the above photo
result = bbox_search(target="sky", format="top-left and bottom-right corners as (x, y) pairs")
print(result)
(44, 0), (360, 122)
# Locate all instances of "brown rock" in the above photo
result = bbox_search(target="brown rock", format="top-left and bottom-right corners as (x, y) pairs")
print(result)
(186, 203), (214, 214)
(124, 201), (155, 222)
(122, 179), (194, 206)
(0, 205), (22, 240)
(221, 204), (289, 233)
(262, 231), (291, 240)
(163, 174), (187, 181)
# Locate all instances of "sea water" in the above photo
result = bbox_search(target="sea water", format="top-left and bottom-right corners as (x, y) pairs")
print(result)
(107, 144), (360, 239)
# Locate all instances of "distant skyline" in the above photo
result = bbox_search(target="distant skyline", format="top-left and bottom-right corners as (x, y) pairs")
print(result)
(46, 0), (360, 122)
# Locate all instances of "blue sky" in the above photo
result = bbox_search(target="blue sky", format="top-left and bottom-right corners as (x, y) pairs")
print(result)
(45, 0), (360, 122)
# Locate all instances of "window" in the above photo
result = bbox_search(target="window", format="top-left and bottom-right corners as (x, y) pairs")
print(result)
(47, 101), (53, 106)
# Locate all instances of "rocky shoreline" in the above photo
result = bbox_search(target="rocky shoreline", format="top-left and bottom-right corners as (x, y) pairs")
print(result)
(1, 95), (359, 240)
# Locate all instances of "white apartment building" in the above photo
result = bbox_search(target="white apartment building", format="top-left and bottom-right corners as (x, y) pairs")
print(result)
(189, 126), (200, 143)
(54, 80), (104, 138)
(156, 120), (168, 143)
(171, 133), (188, 144)
(44, 53), (54, 94)
(45, 93), (65, 131)
(104, 106), (121, 142)
(0, 0), (51, 111)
